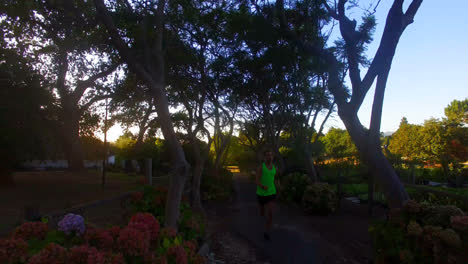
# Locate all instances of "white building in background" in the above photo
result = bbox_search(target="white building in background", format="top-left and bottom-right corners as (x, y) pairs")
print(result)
(21, 155), (119, 170)
(107, 155), (116, 165)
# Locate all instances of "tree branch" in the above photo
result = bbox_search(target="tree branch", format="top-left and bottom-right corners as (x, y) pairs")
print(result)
(74, 62), (120, 103)
(93, 0), (153, 84)
(56, 51), (69, 96)
(349, 0), (409, 111)
(275, 0), (349, 107)
(80, 94), (113, 111)
(403, 0), (423, 28)
(314, 100), (335, 143)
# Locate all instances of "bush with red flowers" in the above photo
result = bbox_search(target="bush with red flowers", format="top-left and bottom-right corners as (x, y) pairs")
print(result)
(128, 213), (160, 243)
(167, 245), (188, 264)
(28, 243), (68, 264)
(1, 187), (206, 264)
(12, 222), (48, 241)
(0, 238), (28, 263)
(118, 227), (150, 257)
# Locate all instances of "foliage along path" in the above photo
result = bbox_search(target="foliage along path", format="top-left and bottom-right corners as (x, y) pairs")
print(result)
(230, 173), (321, 264)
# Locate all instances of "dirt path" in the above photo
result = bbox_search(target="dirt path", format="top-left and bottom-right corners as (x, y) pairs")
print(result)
(206, 173), (385, 264)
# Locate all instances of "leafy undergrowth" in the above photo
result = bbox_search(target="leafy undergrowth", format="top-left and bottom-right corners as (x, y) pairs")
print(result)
(279, 173), (338, 214)
(201, 169), (233, 201)
(334, 183), (468, 210)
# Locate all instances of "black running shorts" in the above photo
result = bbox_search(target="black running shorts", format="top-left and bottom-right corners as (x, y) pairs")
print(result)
(257, 194), (276, 206)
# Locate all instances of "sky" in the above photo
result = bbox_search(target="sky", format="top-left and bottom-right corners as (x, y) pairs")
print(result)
(324, 0), (468, 133)
(103, 0), (468, 142)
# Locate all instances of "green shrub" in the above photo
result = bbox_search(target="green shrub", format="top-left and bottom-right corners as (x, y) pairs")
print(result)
(302, 183), (338, 214)
(201, 169), (233, 201)
(420, 205), (464, 227)
(407, 187), (468, 212)
(370, 200), (468, 264)
(126, 186), (170, 224)
(279, 172), (312, 204)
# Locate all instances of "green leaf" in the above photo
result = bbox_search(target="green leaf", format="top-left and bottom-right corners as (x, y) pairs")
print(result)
(163, 238), (170, 249)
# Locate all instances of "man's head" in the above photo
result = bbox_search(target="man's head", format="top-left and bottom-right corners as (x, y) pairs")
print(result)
(264, 149), (274, 163)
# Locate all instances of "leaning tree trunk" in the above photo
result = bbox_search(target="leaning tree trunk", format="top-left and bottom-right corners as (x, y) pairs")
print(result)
(340, 110), (409, 209)
(149, 79), (190, 228)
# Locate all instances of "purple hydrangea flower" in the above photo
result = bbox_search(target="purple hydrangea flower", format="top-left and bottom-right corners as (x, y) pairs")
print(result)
(57, 213), (85, 236)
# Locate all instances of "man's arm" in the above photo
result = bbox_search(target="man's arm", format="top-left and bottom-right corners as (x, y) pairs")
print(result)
(256, 166), (267, 190)
(275, 170), (281, 193)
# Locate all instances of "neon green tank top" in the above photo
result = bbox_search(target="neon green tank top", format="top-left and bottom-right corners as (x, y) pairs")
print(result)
(256, 162), (276, 196)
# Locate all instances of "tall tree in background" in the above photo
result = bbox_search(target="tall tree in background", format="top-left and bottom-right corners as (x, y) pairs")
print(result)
(276, 0), (423, 208)
(388, 117), (423, 161)
(0, 45), (56, 185)
(94, 0), (190, 227)
(445, 98), (468, 125)
(1, 0), (120, 170)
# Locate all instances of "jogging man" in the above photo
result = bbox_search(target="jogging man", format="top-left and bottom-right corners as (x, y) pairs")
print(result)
(256, 149), (280, 241)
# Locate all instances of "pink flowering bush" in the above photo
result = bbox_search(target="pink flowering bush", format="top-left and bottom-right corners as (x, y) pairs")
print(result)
(84, 226), (100, 247)
(67, 245), (94, 264)
(108, 226), (121, 239)
(160, 227), (177, 240)
(87, 249), (125, 264)
(28, 243), (68, 264)
(97, 230), (114, 250)
(12, 222), (48, 241)
(131, 192), (143, 203)
(127, 186), (168, 224)
(1, 209), (205, 264)
(64, 245), (125, 264)
(128, 212), (160, 242)
(0, 238), (28, 263)
(183, 240), (197, 257)
(167, 245), (188, 264)
(117, 227), (150, 257)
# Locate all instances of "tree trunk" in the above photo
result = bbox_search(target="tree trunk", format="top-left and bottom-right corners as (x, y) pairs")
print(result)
(62, 109), (85, 171)
(339, 110), (409, 209)
(188, 131), (206, 212)
(305, 150), (318, 182)
(191, 151), (204, 212)
(150, 80), (190, 228)
(93, 0), (189, 228)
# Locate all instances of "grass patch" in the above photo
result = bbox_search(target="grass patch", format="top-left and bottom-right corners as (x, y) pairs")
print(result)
(340, 183), (368, 197)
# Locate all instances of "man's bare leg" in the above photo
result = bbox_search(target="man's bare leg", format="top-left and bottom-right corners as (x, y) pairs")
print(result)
(264, 201), (274, 240)
(265, 201), (274, 232)
(259, 203), (265, 217)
